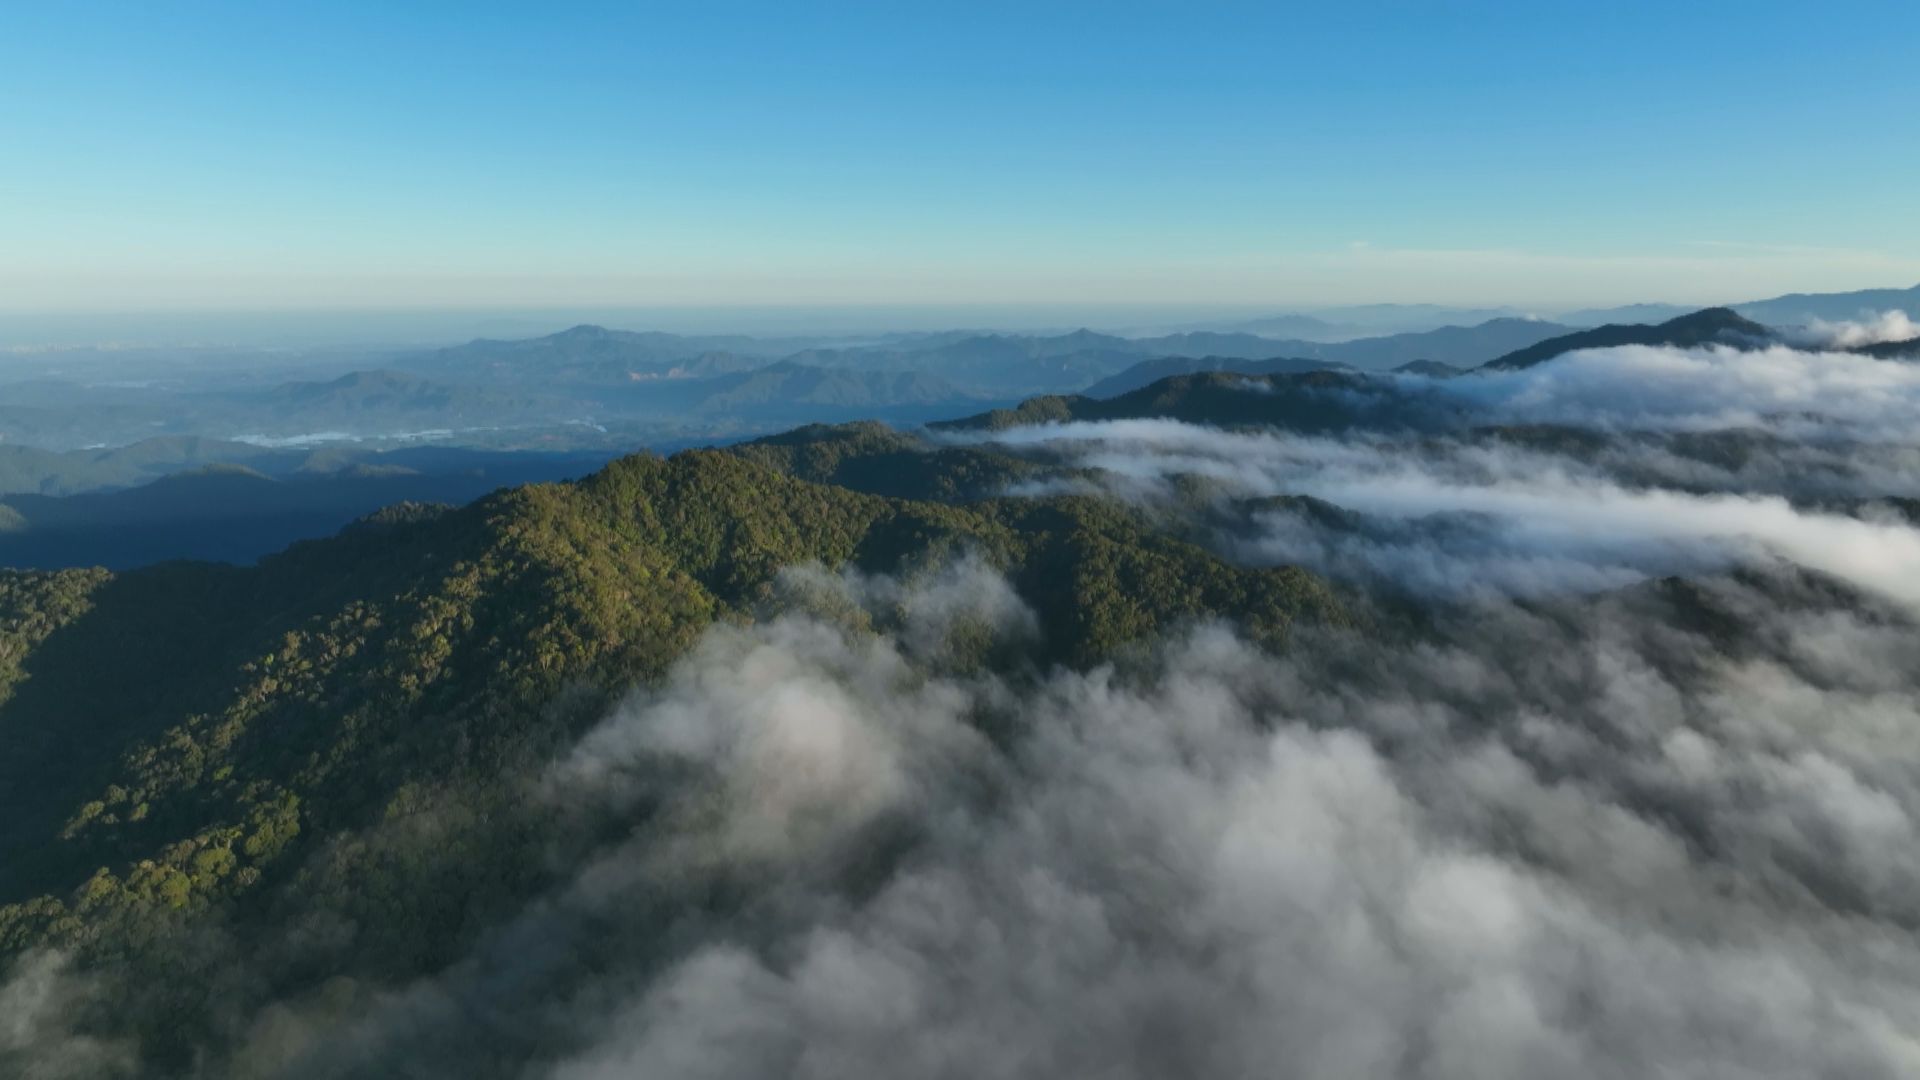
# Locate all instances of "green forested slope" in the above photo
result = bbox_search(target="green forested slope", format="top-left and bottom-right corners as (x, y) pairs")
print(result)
(0, 444), (1344, 1069)
(730, 420), (1054, 499)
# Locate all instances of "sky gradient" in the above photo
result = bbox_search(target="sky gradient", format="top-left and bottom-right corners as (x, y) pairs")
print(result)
(5, 1), (1918, 315)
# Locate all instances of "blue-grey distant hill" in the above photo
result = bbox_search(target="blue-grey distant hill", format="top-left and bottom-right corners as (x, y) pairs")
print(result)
(1084, 317), (1572, 396)
(1083, 356), (1351, 398)
(1556, 302), (1697, 326)
(1562, 284), (1920, 330)
(407, 318), (1579, 406)
(0, 437), (612, 498)
(1224, 304), (1534, 337)
(1392, 359), (1466, 377)
(0, 449), (616, 568)
(1734, 283), (1920, 326)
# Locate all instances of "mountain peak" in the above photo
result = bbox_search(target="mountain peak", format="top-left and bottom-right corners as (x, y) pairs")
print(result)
(1391, 359), (1464, 377)
(1481, 306), (1775, 370)
(1663, 306), (1767, 334)
(325, 369), (421, 389)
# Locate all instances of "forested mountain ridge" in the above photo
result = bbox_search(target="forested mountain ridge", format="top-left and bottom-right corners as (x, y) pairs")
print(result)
(1479, 307), (1773, 370)
(932, 369), (1464, 434)
(1080, 355), (1351, 399)
(0, 445), (1345, 1069)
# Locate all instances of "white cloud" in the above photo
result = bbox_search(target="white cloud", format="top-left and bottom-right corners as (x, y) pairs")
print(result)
(1448, 342), (1920, 437)
(971, 417), (1920, 605)
(0, 951), (134, 1080)
(215, 563), (1920, 1080)
(541, 604), (1920, 1080)
(1788, 310), (1920, 349)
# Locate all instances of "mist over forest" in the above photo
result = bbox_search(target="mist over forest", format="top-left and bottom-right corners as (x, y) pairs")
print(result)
(8, 2), (1920, 1072)
(3, 284), (1920, 1077)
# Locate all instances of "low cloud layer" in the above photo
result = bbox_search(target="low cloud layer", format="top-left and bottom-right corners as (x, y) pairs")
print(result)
(1788, 309), (1920, 349)
(181, 561), (1920, 1079)
(11, 552), (1920, 1078)
(979, 417), (1920, 604)
(978, 343), (1920, 604)
(1441, 341), (1920, 436)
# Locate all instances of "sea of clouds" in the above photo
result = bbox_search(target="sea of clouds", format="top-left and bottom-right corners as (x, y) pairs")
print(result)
(163, 558), (1920, 1079)
(10, 337), (1920, 1078)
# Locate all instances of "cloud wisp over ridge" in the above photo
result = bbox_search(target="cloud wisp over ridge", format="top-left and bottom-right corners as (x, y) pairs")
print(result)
(967, 341), (1920, 604)
(1786, 310), (1920, 350)
(1440, 339), (1920, 436)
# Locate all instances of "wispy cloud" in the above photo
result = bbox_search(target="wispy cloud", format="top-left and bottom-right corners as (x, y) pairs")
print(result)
(1785, 310), (1920, 349)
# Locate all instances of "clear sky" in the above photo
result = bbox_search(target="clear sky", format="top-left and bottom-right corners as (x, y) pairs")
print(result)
(5, 0), (1918, 316)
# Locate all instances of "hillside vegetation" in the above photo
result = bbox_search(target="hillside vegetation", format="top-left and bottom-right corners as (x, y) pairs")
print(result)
(0, 444), (1344, 1070)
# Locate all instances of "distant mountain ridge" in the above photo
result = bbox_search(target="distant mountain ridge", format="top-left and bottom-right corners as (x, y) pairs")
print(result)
(259, 369), (503, 416)
(688, 362), (979, 415)
(934, 369), (1461, 435)
(1857, 336), (1920, 360)
(446, 323), (798, 364)
(1392, 360), (1466, 377)
(1555, 302), (1697, 327)
(1734, 283), (1920, 326)
(1559, 284), (1920, 331)
(1179, 283), (1919, 340)
(1246, 317), (1573, 370)
(409, 317), (1580, 406)
(1082, 356), (1352, 398)
(1219, 304), (1534, 338)
(1479, 308), (1773, 370)
(0, 437), (613, 498)
(0, 455), (609, 569)
(1082, 317), (1573, 396)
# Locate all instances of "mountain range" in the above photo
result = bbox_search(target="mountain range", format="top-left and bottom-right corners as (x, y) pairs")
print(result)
(1206, 282), (1920, 337)
(1082, 317), (1576, 396)
(1733, 282), (1920, 326)
(8, 280), (1914, 457)
(5, 288), (1920, 1072)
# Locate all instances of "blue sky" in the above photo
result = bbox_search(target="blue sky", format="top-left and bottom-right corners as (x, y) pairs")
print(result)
(4, 1), (1918, 314)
